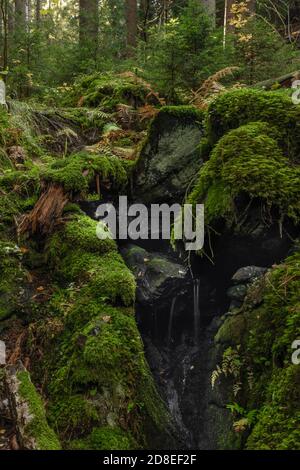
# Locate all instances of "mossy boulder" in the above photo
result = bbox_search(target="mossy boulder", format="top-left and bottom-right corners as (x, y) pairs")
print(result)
(133, 106), (205, 204)
(206, 88), (300, 162)
(70, 426), (137, 450)
(121, 244), (189, 309)
(188, 122), (300, 228)
(63, 72), (161, 111)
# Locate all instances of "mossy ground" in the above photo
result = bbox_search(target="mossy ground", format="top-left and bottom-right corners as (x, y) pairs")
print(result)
(215, 252), (300, 450)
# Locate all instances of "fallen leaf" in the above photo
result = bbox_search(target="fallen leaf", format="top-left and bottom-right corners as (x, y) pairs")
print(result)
(102, 316), (111, 323)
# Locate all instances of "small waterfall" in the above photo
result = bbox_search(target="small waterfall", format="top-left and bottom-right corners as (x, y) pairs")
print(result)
(167, 297), (177, 347)
(193, 279), (200, 343)
(152, 310), (158, 339)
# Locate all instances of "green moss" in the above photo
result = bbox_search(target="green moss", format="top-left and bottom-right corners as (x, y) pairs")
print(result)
(62, 202), (83, 215)
(70, 426), (137, 450)
(188, 122), (300, 226)
(0, 164), (41, 231)
(0, 107), (10, 146)
(63, 72), (158, 111)
(58, 107), (112, 131)
(207, 88), (300, 162)
(0, 241), (27, 321)
(41, 151), (127, 193)
(17, 370), (61, 450)
(43, 213), (172, 447)
(48, 394), (100, 438)
(216, 251), (300, 450)
(158, 105), (205, 122)
(48, 215), (116, 256)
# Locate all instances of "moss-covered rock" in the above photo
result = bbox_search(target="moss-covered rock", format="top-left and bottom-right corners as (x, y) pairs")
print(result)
(63, 72), (161, 111)
(42, 214), (176, 449)
(206, 88), (300, 162)
(70, 426), (137, 450)
(188, 122), (300, 227)
(214, 251), (300, 450)
(134, 106), (205, 204)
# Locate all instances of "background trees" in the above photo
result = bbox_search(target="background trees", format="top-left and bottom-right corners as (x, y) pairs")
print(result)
(0, 0), (298, 99)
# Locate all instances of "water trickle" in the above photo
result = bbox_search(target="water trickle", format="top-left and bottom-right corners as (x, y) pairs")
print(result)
(167, 297), (177, 347)
(193, 279), (200, 343)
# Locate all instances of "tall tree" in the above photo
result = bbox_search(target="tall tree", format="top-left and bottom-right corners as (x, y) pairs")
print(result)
(36, 0), (41, 25)
(140, 0), (150, 41)
(223, 0), (235, 47)
(79, 0), (99, 56)
(202, 0), (216, 21)
(0, 0), (8, 70)
(15, 0), (26, 27)
(125, 0), (137, 55)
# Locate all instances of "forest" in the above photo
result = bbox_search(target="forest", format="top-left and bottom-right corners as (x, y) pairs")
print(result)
(0, 0), (299, 455)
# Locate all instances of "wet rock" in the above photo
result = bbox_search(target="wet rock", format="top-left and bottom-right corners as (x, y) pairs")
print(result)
(232, 266), (267, 284)
(133, 107), (204, 204)
(121, 244), (190, 309)
(227, 285), (247, 302)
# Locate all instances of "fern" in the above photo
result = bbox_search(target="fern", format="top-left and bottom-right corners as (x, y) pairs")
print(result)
(190, 67), (240, 109)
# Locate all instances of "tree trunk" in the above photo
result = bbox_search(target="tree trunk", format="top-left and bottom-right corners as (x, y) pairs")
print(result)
(126, 0), (137, 55)
(15, 0), (26, 26)
(79, 0), (99, 56)
(247, 0), (256, 14)
(0, 0), (8, 70)
(223, 0), (235, 48)
(140, 0), (150, 41)
(202, 0), (216, 25)
(36, 0), (41, 24)
(8, 1), (14, 35)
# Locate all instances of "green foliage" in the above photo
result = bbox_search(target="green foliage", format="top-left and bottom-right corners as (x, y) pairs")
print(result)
(0, 242), (27, 321)
(233, 17), (300, 85)
(70, 426), (137, 450)
(139, 1), (220, 101)
(17, 370), (61, 450)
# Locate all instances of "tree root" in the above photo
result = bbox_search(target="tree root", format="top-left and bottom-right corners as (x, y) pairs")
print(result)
(18, 183), (69, 237)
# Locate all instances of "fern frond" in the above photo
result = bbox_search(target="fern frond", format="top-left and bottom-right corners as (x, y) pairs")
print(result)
(190, 67), (240, 109)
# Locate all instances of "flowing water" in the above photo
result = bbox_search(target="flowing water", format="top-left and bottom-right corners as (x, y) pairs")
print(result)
(193, 279), (200, 344)
(167, 297), (177, 347)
